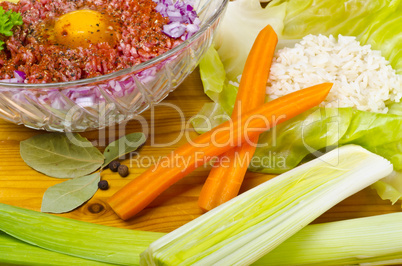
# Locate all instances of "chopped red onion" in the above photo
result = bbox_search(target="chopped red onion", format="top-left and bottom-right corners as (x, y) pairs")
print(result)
(14, 71), (26, 81)
(163, 22), (186, 38)
(75, 96), (97, 108)
(1, 71), (26, 83)
(154, 0), (200, 39)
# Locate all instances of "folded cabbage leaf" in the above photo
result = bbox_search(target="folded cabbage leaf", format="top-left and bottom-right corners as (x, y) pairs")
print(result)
(250, 108), (402, 173)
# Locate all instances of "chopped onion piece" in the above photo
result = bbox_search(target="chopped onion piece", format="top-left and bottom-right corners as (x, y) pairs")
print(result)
(163, 22), (186, 38)
(1, 71), (26, 83)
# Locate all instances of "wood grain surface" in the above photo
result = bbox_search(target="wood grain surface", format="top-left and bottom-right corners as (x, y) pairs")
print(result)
(0, 68), (400, 233)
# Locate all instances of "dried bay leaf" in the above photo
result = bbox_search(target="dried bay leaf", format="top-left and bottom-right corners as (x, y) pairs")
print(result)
(20, 133), (105, 178)
(41, 172), (100, 213)
(102, 132), (146, 168)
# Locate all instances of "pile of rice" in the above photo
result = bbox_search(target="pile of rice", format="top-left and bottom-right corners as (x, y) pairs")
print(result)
(266, 34), (402, 113)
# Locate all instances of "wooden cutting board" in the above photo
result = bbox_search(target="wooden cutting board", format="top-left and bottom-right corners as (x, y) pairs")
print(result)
(0, 68), (399, 233)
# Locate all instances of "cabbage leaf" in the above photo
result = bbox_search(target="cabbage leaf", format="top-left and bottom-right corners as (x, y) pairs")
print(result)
(198, 47), (238, 115)
(372, 171), (402, 206)
(268, 0), (402, 74)
(250, 108), (402, 173)
(213, 0), (287, 81)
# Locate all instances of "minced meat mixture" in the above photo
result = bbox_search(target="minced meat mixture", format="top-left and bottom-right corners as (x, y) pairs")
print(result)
(0, 0), (182, 83)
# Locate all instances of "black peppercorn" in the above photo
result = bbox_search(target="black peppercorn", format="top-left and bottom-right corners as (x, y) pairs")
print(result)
(109, 160), (120, 172)
(118, 164), (129, 177)
(98, 180), (109, 190)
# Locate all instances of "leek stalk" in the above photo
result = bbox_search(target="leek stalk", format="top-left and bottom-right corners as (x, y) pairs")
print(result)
(3, 210), (402, 265)
(0, 203), (164, 265)
(255, 212), (402, 266)
(0, 231), (112, 266)
(141, 145), (393, 265)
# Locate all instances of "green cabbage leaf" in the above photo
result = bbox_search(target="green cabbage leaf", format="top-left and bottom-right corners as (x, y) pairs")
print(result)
(371, 171), (402, 206)
(213, 0), (287, 81)
(250, 108), (402, 174)
(269, 0), (402, 74)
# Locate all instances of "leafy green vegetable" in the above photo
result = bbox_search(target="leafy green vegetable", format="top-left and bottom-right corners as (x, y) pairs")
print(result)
(41, 172), (101, 213)
(250, 108), (402, 173)
(199, 49), (239, 116)
(190, 102), (230, 134)
(4, 203), (402, 266)
(0, 231), (110, 266)
(255, 212), (402, 265)
(213, 0), (287, 80)
(269, 0), (395, 37)
(102, 132), (146, 168)
(0, 6), (22, 50)
(387, 101), (402, 116)
(0, 203), (164, 265)
(371, 171), (402, 206)
(359, 3), (402, 73)
(196, 46), (239, 127)
(20, 133), (105, 178)
(267, 0), (402, 74)
(199, 47), (226, 100)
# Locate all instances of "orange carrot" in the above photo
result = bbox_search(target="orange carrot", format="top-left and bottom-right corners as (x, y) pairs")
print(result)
(107, 83), (333, 220)
(198, 25), (277, 211)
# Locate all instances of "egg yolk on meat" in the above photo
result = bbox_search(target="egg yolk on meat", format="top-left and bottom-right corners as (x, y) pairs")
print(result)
(54, 9), (118, 48)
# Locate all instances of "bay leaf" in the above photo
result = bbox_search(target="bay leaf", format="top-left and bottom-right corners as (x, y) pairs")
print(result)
(102, 132), (146, 168)
(41, 172), (100, 213)
(20, 133), (105, 178)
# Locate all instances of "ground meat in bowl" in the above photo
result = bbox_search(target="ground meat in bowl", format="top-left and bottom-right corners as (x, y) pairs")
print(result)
(0, 0), (191, 83)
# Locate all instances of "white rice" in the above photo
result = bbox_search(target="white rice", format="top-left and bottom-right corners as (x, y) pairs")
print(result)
(265, 34), (402, 113)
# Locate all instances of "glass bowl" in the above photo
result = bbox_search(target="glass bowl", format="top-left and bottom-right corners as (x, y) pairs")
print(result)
(0, 0), (228, 132)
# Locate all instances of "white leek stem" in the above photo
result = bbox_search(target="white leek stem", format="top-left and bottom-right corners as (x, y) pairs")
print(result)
(141, 145), (393, 265)
(254, 212), (402, 266)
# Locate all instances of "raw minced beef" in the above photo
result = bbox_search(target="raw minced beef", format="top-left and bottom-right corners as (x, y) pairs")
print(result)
(0, 0), (183, 83)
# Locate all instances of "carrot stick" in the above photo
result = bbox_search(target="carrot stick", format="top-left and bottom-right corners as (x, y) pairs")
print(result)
(107, 83), (333, 220)
(198, 25), (277, 211)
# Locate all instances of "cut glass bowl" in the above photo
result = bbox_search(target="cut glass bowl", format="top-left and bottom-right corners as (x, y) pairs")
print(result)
(0, 0), (228, 132)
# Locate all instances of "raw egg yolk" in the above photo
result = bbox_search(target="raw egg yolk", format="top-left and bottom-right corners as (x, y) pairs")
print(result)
(54, 9), (118, 48)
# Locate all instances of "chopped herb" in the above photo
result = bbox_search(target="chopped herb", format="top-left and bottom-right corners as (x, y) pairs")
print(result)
(0, 6), (23, 50)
